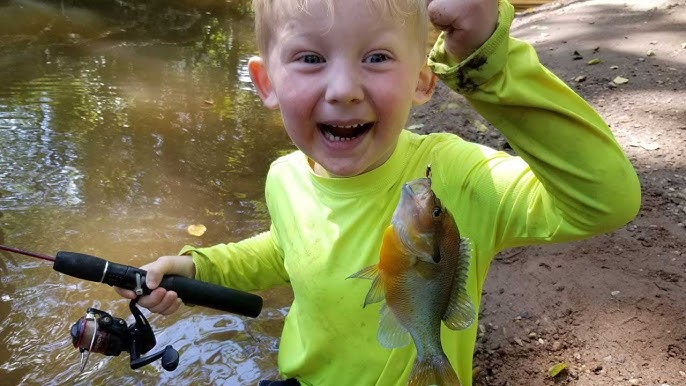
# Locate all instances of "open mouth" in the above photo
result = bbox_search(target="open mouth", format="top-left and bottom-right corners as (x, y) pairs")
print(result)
(318, 122), (374, 142)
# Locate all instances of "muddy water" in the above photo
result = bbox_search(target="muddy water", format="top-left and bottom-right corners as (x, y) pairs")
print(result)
(0, 1), (294, 385)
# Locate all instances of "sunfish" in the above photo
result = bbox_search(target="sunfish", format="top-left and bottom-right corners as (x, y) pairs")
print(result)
(350, 176), (474, 386)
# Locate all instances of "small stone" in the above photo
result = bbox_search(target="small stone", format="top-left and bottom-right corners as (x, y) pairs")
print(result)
(611, 290), (621, 297)
(551, 341), (562, 351)
(628, 379), (639, 385)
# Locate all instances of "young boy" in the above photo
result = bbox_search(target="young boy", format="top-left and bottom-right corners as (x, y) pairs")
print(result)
(117, 0), (641, 385)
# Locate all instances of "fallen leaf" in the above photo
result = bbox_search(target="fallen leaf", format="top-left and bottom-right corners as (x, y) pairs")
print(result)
(187, 224), (207, 237)
(613, 76), (629, 85)
(548, 362), (569, 378)
(640, 143), (660, 151)
(474, 120), (489, 133)
(587, 58), (602, 65)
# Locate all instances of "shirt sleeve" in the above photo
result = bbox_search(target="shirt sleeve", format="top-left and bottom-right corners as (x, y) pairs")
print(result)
(428, 0), (640, 251)
(179, 225), (289, 292)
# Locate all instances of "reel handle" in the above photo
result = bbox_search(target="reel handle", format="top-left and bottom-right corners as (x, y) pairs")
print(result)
(53, 251), (262, 317)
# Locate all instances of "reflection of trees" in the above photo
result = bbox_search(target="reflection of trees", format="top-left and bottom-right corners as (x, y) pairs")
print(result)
(0, 0), (288, 235)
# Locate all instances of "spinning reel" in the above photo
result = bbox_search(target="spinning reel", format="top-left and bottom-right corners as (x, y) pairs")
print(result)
(70, 300), (179, 371)
(0, 244), (263, 373)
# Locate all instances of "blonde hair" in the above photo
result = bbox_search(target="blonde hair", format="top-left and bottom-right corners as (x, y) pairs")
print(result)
(252, 0), (428, 57)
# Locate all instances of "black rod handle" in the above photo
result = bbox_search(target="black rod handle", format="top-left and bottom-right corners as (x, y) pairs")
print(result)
(53, 251), (262, 318)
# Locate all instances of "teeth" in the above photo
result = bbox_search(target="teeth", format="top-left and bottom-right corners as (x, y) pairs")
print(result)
(321, 123), (368, 142)
(329, 123), (363, 129)
(323, 130), (355, 142)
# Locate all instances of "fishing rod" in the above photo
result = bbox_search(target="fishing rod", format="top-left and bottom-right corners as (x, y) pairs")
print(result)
(0, 244), (263, 372)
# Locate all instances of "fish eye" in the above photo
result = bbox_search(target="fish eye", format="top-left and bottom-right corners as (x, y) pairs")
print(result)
(432, 207), (442, 218)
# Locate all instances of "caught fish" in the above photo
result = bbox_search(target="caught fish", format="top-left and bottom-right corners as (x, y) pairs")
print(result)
(349, 176), (474, 386)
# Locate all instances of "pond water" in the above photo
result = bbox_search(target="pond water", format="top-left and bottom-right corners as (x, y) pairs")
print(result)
(0, 1), (294, 384)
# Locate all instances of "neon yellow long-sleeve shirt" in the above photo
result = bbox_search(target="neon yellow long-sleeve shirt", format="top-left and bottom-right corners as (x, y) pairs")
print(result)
(181, 1), (640, 385)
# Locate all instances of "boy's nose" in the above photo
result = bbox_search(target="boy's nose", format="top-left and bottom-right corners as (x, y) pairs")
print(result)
(324, 65), (364, 104)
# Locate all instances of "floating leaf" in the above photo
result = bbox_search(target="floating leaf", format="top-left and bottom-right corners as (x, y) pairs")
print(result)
(613, 76), (629, 85)
(187, 224), (207, 237)
(587, 58), (602, 65)
(548, 362), (568, 377)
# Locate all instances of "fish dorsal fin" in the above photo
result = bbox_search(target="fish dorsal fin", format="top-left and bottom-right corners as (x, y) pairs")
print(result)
(348, 264), (386, 307)
(377, 304), (411, 349)
(443, 237), (476, 330)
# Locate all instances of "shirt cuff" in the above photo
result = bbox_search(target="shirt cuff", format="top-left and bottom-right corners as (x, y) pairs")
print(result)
(178, 244), (204, 280)
(427, 0), (515, 93)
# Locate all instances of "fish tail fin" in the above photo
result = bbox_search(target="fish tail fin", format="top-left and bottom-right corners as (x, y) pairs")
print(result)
(408, 355), (461, 386)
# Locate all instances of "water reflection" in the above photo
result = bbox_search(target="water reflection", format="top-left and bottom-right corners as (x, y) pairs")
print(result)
(0, 1), (293, 385)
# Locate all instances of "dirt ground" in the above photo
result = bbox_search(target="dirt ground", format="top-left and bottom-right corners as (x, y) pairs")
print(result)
(409, 0), (686, 385)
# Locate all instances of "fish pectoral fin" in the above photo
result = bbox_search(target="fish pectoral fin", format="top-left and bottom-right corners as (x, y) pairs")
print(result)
(348, 264), (379, 280)
(443, 237), (475, 330)
(349, 265), (385, 307)
(377, 304), (411, 349)
(363, 274), (386, 307)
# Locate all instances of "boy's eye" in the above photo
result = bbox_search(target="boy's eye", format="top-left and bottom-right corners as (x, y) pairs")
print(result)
(298, 54), (325, 64)
(364, 53), (390, 64)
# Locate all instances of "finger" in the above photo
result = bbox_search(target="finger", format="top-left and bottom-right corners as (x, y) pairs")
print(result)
(140, 259), (173, 290)
(427, 0), (462, 31)
(136, 287), (168, 309)
(148, 291), (181, 316)
(114, 286), (137, 300)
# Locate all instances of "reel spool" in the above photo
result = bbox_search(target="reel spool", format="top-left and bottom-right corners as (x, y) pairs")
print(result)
(70, 300), (179, 372)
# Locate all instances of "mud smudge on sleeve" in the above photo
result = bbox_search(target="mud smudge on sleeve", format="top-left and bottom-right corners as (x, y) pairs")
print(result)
(455, 55), (488, 93)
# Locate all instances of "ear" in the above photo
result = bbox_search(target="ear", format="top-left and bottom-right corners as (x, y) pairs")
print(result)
(248, 56), (279, 109)
(413, 64), (437, 105)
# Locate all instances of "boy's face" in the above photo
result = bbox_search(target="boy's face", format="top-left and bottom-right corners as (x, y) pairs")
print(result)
(249, 0), (435, 177)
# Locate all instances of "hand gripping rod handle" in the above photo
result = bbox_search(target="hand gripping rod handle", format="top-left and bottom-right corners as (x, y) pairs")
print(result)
(53, 251), (262, 318)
